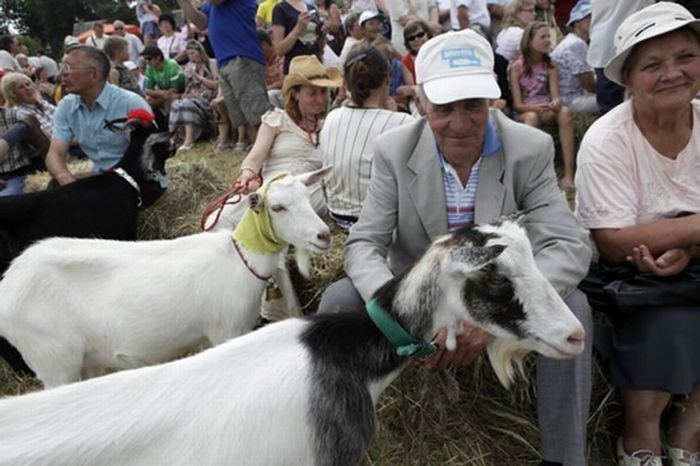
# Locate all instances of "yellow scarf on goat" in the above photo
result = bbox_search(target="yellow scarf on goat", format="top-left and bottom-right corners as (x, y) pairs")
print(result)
(232, 173), (289, 254)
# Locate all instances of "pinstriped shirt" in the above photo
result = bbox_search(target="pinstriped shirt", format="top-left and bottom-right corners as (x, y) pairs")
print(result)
(437, 119), (501, 231)
(320, 106), (414, 218)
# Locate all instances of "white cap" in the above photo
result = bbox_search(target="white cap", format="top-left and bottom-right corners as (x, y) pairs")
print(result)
(604, 2), (700, 86)
(123, 60), (138, 71)
(64, 35), (80, 48)
(359, 10), (383, 26)
(415, 29), (500, 104)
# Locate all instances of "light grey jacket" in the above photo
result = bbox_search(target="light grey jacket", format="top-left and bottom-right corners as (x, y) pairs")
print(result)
(345, 109), (591, 301)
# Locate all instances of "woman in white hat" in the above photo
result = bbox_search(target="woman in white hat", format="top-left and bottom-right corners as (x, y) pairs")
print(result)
(575, 3), (700, 465)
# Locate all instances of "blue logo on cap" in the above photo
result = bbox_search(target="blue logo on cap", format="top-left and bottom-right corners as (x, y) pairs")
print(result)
(441, 48), (481, 68)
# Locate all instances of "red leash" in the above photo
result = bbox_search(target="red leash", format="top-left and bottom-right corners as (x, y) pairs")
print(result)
(200, 173), (263, 231)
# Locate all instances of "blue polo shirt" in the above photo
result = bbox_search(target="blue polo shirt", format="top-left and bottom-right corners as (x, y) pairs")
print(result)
(203, 0), (264, 68)
(53, 83), (151, 171)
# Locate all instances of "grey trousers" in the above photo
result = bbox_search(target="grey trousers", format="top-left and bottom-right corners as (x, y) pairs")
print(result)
(318, 278), (593, 466)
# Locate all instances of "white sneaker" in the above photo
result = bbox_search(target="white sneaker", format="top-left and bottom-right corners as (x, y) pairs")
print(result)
(665, 444), (700, 466)
(617, 437), (663, 466)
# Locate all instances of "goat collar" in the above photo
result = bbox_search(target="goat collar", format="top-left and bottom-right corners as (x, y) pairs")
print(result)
(232, 174), (288, 254)
(111, 167), (142, 207)
(231, 238), (272, 281)
(365, 299), (437, 358)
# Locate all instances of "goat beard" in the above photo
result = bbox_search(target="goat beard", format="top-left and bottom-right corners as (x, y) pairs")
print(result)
(294, 247), (311, 279)
(486, 338), (529, 388)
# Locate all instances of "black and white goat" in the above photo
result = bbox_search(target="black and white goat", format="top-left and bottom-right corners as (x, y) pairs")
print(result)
(0, 216), (584, 465)
(0, 168), (331, 388)
(0, 114), (173, 374)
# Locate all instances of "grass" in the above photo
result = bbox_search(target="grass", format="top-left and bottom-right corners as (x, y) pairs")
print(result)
(0, 120), (622, 464)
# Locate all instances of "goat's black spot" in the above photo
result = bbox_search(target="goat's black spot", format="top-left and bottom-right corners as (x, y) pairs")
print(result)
(461, 264), (526, 337)
(442, 224), (499, 249)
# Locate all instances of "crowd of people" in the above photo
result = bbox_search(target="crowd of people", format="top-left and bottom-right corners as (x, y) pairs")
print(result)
(0, 0), (699, 465)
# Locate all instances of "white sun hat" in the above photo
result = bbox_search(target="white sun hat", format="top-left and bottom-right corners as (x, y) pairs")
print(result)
(415, 29), (500, 105)
(604, 2), (700, 86)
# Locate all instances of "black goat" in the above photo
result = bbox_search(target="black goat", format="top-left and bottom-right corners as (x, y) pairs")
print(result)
(0, 116), (174, 374)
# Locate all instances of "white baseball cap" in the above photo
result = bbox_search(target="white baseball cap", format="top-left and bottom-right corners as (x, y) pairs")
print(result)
(604, 2), (700, 86)
(415, 29), (500, 104)
(64, 35), (80, 49)
(359, 10), (383, 26)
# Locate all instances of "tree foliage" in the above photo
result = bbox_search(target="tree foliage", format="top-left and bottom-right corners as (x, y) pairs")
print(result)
(0, 0), (179, 57)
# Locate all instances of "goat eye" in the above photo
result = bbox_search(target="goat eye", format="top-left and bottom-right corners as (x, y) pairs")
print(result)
(270, 205), (287, 213)
(488, 274), (508, 286)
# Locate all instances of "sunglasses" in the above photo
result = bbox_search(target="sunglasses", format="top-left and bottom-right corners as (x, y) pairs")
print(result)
(407, 31), (426, 41)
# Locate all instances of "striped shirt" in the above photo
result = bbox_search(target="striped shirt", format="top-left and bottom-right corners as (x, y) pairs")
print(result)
(320, 106), (414, 220)
(437, 119), (501, 231)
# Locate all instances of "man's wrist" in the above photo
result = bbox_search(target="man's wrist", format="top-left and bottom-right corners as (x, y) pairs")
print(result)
(55, 172), (75, 184)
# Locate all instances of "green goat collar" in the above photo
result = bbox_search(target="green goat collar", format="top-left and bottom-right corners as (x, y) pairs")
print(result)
(365, 298), (437, 358)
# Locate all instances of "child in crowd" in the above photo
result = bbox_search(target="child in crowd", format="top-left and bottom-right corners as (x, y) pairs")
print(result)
(509, 21), (576, 191)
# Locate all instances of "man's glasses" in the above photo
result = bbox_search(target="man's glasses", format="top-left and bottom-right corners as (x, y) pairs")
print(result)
(407, 31), (426, 41)
(62, 62), (96, 72)
(114, 26), (124, 30)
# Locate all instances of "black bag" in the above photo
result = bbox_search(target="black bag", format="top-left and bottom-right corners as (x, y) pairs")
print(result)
(580, 260), (700, 323)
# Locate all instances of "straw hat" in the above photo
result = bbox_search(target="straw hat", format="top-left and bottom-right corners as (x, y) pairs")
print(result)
(281, 55), (343, 96)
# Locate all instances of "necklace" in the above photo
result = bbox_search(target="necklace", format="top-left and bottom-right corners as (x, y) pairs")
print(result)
(299, 117), (320, 148)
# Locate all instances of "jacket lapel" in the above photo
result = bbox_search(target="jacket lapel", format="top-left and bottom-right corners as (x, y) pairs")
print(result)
(475, 111), (507, 224)
(407, 121), (447, 239)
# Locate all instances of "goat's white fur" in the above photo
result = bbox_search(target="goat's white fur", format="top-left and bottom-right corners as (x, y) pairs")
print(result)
(0, 169), (331, 388)
(0, 218), (584, 465)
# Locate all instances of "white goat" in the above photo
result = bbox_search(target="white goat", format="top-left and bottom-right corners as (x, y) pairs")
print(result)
(0, 216), (585, 466)
(0, 168), (332, 389)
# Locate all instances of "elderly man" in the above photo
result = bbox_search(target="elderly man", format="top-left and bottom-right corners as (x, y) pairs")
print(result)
(45, 46), (152, 185)
(318, 30), (593, 466)
(112, 20), (144, 63)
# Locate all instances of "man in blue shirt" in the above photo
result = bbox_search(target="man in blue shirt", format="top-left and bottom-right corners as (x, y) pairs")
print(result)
(175, 0), (269, 146)
(46, 46), (152, 185)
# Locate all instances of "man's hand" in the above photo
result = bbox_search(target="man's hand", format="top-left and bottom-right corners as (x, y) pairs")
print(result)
(54, 172), (77, 186)
(424, 323), (489, 370)
(627, 244), (692, 277)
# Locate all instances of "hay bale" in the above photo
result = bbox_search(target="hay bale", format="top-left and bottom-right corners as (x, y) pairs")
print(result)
(136, 142), (246, 239)
(23, 159), (94, 193)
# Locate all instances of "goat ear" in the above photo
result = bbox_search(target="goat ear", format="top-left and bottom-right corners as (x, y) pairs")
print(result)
(295, 166), (333, 187)
(445, 244), (506, 274)
(248, 193), (263, 213)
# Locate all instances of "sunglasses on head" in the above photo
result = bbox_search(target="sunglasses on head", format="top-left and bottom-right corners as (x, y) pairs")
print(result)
(407, 31), (426, 41)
